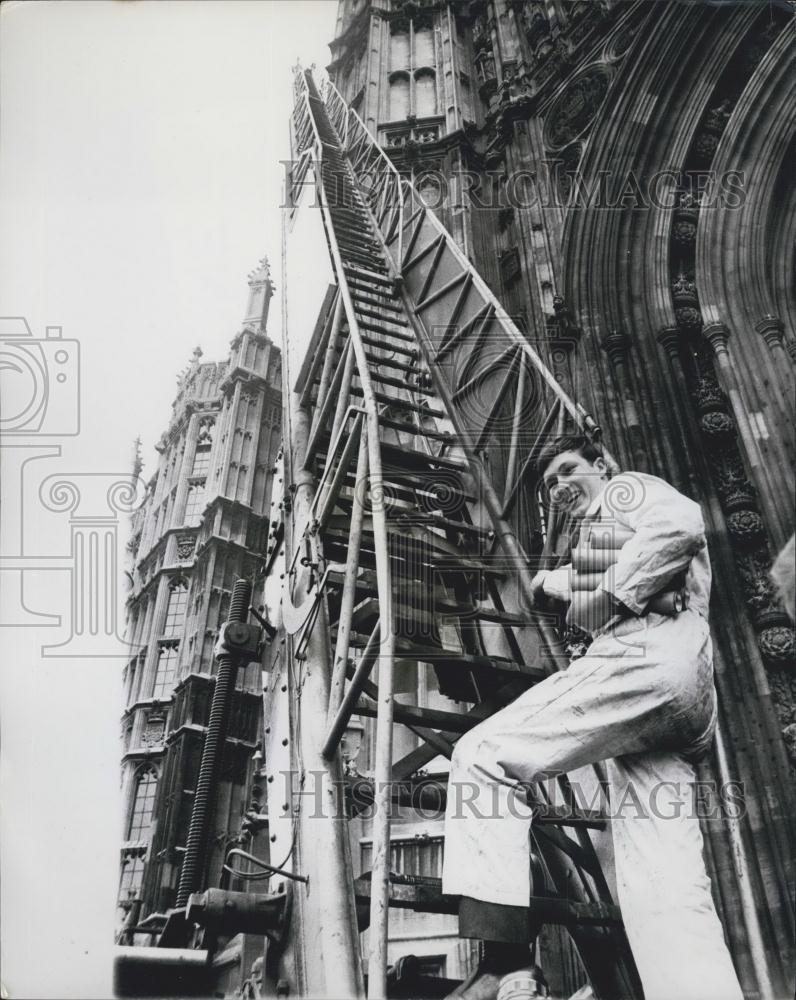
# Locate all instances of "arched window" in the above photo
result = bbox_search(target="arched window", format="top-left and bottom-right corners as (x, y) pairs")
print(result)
(389, 72), (410, 121)
(415, 69), (437, 118)
(163, 580), (188, 637)
(414, 28), (434, 69)
(119, 854), (145, 902)
(183, 482), (206, 526)
(390, 73), (409, 122)
(390, 31), (410, 72)
(127, 767), (157, 840)
(152, 642), (178, 699)
(192, 444), (211, 477)
(387, 20), (439, 125)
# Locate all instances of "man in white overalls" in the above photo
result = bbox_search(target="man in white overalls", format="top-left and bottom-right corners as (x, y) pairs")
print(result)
(443, 436), (743, 1000)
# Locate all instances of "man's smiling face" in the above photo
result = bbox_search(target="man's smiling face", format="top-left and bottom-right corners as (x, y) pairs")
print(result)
(542, 448), (609, 516)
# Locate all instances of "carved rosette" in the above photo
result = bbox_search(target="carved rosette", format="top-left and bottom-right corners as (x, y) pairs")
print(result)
(675, 306), (703, 332)
(699, 410), (735, 440)
(726, 510), (766, 548)
(759, 628), (796, 666)
(671, 208), (698, 247)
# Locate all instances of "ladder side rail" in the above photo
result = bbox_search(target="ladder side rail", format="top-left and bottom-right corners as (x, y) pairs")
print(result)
(300, 101), (397, 999)
(277, 197), (366, 998)
(326, 428), (370, 726)
(322, 77), (349, 149)
(335, 93), (403, 273)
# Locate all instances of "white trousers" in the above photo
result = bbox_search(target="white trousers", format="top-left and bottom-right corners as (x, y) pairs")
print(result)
(441, 612), (743, 1000)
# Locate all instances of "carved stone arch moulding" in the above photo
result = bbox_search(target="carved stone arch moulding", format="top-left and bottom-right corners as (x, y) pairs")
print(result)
(661, 10), (796, 714)
(693, 23), (796, 530)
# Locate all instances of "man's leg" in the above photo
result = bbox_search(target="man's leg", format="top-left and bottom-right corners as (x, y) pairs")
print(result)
(442, 638), (684, 906)
(606, 752), (743, 1000)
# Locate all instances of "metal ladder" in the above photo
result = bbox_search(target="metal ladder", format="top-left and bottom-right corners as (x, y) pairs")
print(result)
(276, 67), (642, 999)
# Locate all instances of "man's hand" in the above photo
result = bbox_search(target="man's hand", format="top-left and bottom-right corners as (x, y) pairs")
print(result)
(566, 588), (616, 634)
(531, 570), (549, 605)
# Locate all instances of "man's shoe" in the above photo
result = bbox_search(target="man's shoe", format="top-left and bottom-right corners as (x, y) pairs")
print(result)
(447, 964), (549, 1000)
(496, 966), (549, 999)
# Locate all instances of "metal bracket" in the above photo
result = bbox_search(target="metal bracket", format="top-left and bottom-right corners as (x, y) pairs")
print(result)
(213, 622), (263, 662)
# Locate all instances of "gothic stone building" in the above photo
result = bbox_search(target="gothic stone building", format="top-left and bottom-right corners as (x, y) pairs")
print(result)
(326, 0), (795, 991)
(119, 262), (282, 937)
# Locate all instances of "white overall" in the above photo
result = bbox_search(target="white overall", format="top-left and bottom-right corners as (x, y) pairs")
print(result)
(442, 473), (743, 1000)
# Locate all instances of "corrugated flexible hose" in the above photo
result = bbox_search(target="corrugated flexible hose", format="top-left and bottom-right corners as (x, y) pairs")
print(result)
(176, 578), (252, 908)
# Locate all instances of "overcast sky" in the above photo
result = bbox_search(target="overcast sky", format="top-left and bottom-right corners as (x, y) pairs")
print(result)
(0, 2), (338, 996)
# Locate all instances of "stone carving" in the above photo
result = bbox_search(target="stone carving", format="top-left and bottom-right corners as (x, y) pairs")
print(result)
(176, 534), (195, 561)
(726, 510), (766, 548)
(693, 375), (725, 412)
(520, 1), (549, 49)
(499, 246), (521, 284)
(699, 410), (735, 439)
(142, 713), (166, 747)
(760, 627), (796, 666)
(713, 454), (757, 512)
(545, 66), (611, 150)
(672, 218), (697, 247)
(694, 130), (720, 164)
(671, 272), (699, 308)
(197, 417), (215, 444)
(675, 306), (703, 331)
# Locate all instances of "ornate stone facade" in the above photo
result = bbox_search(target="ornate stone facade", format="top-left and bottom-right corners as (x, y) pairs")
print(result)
(329, 1), (795, 992)
(118, 261), (281, 935)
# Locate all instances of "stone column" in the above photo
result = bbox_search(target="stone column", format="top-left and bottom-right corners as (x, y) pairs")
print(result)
(703, 321), (790, 546)
(600, 329), (647, 470)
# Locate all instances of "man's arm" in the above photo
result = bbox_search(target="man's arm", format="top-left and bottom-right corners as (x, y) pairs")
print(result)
(597, 473), (706, 615)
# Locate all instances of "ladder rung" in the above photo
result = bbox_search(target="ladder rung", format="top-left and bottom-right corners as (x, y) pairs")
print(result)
(354, 875), (622, 926)
(354, 873), (457, 916)
(347, 385), (446, 418)
(352, 291), (404, 316)
(345, 274), (398, 294)
(341, 249), (382, 268)
(379, 441), (468, 472)
(354, 698), (479, 733)
(354, 304), (410, 328)
(359, 334), (417, 358)
(356, 318), (414, 342)
(346, 778), (604, 828)
(343, 264), (392, 285)
(386, 511), (489, 537)
(363, 352), (424, 375)
(346, 598), (527, 638)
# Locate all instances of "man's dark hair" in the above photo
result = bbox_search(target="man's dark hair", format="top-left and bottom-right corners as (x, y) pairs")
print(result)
(535, 434), (603, 479)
